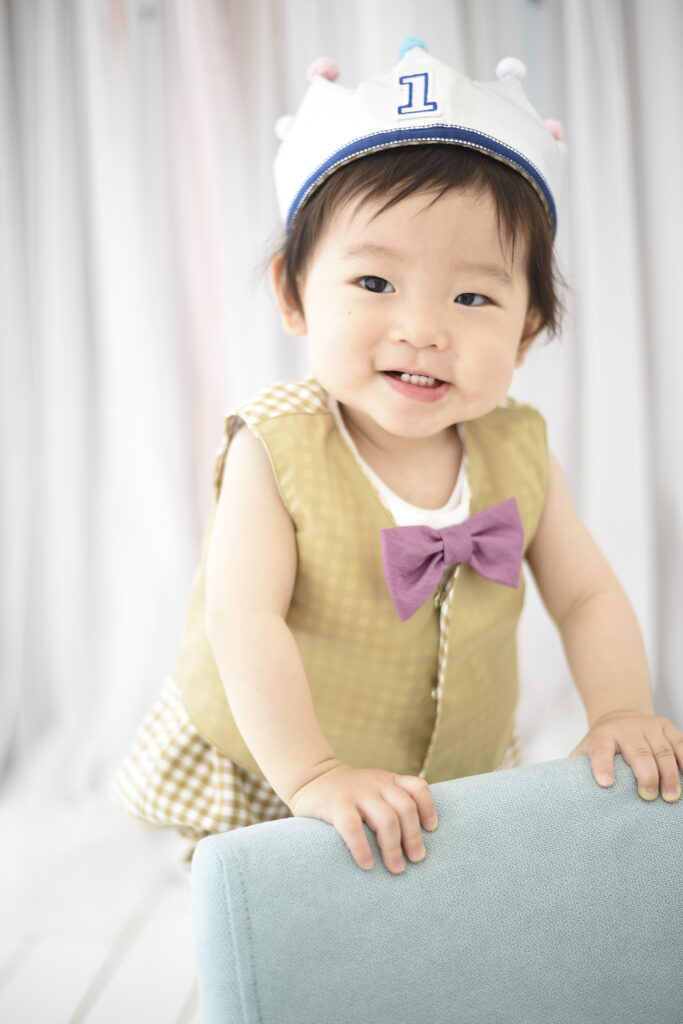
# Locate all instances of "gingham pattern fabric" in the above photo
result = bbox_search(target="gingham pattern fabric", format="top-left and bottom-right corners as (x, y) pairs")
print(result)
(179, 378), (545, 782)
(418, 571), (458, 775)
(496, 722), (524, 770)
(110, 678), (291, 840)
(110, 676), (522, 850)
(418, 570), (523, 779)
(214, 378), (328, 495)
(114, 376), (538, 845)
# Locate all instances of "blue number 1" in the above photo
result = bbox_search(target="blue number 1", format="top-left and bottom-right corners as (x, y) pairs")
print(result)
(397, 72), (438, 116)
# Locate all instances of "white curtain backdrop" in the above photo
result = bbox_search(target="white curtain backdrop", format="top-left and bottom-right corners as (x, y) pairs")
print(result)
(1, 0), (681, 812)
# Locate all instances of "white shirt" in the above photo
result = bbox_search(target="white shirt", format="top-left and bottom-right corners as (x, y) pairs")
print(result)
(328, 396), (472, 528)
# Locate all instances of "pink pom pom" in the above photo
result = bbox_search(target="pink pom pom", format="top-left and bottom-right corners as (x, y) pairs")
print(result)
(307, 57), (340, 82)
(544, 119), (564, 142)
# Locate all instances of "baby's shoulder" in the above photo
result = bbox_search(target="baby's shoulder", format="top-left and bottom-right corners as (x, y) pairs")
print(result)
(465, 400), (548, 485)
(213, 378), (329, 496)
(473, 397), (547, 437)
(233, 377), (329, 431)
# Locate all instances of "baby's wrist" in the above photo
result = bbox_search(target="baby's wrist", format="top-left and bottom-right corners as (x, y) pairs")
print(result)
(276, 754), (343, 808)
(590, 705), (654, 728)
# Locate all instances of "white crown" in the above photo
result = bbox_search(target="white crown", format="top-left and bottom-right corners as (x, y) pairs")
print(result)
(274, 40), (565, 236)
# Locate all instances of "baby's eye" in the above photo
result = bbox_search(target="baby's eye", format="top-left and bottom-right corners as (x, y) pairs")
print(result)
(455, 293), (489, 307)
(357, 276), (395, 293)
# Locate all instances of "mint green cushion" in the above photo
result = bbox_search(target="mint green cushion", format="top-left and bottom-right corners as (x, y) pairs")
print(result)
(191, 754), (683, 1023)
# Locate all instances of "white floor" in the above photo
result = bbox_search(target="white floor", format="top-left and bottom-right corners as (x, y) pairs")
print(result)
(0, 792), (201, 1024)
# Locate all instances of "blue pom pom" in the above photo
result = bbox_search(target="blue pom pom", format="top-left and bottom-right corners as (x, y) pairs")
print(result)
(398, 36), (428, 60)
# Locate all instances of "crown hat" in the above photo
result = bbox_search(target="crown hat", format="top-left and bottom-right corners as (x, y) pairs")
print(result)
(274, 37), (565, 237)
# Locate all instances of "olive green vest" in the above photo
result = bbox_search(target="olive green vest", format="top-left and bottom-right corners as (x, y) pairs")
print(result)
(176, 378), (547, 784)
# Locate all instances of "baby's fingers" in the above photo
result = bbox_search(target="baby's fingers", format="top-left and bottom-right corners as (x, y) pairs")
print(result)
(586, 715), (683, 801)
(585, 733), (618, 788)
(381, 785), (428, 866)
(362, 800), (407, 874)
(396, 774), (439, 832)
(333, 807), (376, 871)
(625, 719), (683, 801)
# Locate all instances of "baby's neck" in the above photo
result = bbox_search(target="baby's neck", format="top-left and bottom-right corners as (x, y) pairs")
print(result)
(341, 413), (463, 510)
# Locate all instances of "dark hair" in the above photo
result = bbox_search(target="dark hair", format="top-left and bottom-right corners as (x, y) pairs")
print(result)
(279, 144), (564, 336)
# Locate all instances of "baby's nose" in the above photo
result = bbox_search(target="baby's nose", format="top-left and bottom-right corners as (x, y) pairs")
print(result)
(396, 312), (450, 350)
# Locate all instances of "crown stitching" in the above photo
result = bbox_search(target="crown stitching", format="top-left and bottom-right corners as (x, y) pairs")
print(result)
(289, 129), (553, 229)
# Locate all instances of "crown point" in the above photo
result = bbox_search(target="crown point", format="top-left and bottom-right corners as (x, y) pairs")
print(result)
(495, 57), (527, 81)
(398, 36), (429, 60)
(306, 57), (340, 82)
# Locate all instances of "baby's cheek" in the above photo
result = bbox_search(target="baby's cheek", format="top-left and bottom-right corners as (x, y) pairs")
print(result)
(467, 355), (508, 395)
(485, 349), (518, 388)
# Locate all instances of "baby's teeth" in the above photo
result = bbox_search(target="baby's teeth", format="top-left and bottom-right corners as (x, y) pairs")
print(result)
(400, 373), (436, 386)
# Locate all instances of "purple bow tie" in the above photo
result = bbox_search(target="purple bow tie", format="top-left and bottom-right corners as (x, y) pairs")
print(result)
(380, 497), (524, 622)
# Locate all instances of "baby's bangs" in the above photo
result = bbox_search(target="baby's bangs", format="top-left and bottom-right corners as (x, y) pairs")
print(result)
(280, 145), (562, 335)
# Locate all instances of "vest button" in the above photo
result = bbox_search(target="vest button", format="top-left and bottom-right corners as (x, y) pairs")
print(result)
(430, 687), (438, 700)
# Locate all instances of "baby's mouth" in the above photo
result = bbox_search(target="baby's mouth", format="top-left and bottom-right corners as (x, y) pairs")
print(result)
(384, 370), (446, 389)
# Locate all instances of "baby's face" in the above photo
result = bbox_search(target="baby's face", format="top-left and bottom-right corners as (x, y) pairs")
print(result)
(279, 185), (542, 448)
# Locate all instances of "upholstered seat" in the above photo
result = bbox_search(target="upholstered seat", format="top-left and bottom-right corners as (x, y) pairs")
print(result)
(191, 754), (683, 1023)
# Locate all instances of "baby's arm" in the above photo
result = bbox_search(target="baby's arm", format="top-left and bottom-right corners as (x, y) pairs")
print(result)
(204, 426), (437, 872)
(526, 452), (683, 800)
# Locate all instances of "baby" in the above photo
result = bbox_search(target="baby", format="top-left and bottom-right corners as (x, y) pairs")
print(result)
(112, 40), (683, 873)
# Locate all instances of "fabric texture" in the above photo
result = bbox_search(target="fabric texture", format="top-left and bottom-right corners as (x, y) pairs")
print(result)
(381, 496), (525, 621)
(109, 677), (290, 841)
(109, 651), (523, 849)
(191, 754), (683, 1024)
(328, 397), (472, 527)
(274, 41), (565, 233)
(4, 0), (683, 827)
(176, 377), (548, 784)
(110, 381), (530, 841)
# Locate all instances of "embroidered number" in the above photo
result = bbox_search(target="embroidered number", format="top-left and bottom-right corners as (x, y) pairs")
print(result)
(397, 72), (438, 116)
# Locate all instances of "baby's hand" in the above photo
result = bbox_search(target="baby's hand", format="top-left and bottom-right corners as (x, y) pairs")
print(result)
(569, 712), (683, 801)
(287, 760), (438, 873)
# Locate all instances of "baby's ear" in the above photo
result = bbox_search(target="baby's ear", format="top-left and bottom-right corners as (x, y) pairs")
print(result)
(516, 307), (545, 366)
(269, 253), (307, 336)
